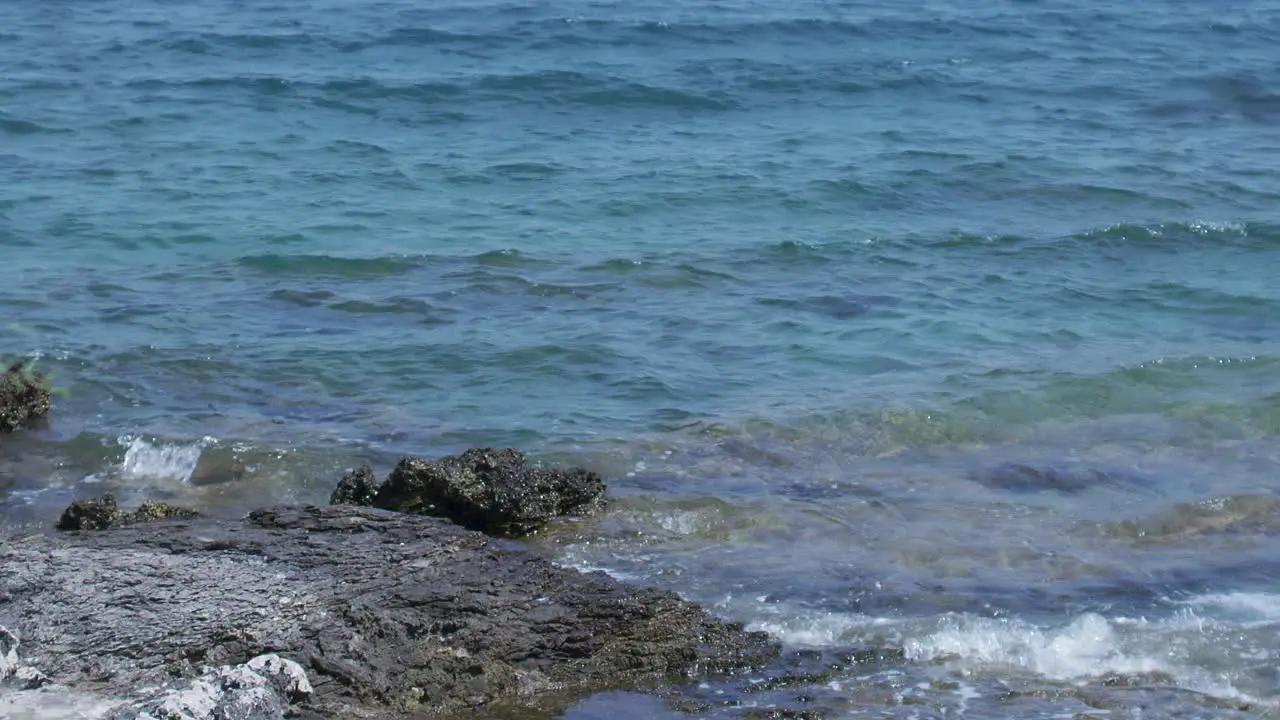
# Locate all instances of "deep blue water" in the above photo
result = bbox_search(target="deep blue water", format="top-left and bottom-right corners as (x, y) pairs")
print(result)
(3, 0), (1280, 716)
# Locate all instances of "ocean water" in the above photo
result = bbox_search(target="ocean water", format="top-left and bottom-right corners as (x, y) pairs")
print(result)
(3, 0), (1280, 716)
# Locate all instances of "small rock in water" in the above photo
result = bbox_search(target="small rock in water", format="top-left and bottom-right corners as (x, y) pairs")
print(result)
(0, 360), (52, 434)
(57, 495), (198, 531)
(329, 464), (381, 506)
(370, 447), (606, 536)
(56, 495), (128, 531)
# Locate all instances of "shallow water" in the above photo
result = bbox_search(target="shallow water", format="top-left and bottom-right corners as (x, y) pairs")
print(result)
(3, 0), (1280, 716)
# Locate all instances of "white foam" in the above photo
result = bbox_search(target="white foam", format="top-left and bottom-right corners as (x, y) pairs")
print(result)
(118, 436), (204, 483)
(746, 609), (876, 648)
(1181, 592), (1280, 622)
(905, 613), (1164, 680)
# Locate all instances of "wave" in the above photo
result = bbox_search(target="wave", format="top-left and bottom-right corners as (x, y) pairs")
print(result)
(237, 253), (424, 278)
(0, 116), (68, 136)
(109, 14), (1042, 57)
(122, 71), (738, 112)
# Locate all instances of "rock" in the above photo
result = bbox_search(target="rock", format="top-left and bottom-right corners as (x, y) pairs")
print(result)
(134, 500), (201, 523)
(0, 505), (777, 719)
(0, 360), (52, 434)
(371, 448), (606, 536)
(0, 358), (52, 430)
(0, 625), (47, 690)
(55, 494), (128, 530)
(246, 654), (313, 703)
(0, 625), (19, 678)
(105, 655), (309, 720)
(56, 494), (198, 531)
(970, 463), (1132, 494)
(329, 464), (380, 506)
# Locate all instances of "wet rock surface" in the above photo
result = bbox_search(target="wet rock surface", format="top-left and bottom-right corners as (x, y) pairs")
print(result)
(0, 504), (777, 718)
(363, 447), (607, 536)
(0, 360), (51, 435)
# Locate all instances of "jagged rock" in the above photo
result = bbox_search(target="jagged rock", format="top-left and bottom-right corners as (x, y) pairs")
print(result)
(371, 448), (606, 536)
(56, 495), (198, 531)
(0, 625), (18, 678)
(0, 626), (47, 690)
(329, 464), (381, 506)
(105, 655), (310, 720)
(56, 494), (128, 530)
(133, 500), (200, 523)
(0, 360), (52, 434)
(0, 505), (777, 719)
(246, 654), (313, 703)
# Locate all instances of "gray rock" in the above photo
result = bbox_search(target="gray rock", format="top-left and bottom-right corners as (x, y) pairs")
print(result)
(371, 447), (606, 536)
(0, 625), (47, 690)
(0, 625), (20, 678)
(245, 654), (313, 703)
(0, 505), (776, 719)
(328, 464), (380, 507)
(107, 658), (293, 720)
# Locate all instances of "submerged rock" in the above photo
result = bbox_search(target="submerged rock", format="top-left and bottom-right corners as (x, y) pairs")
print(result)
(0, 505), (777, 718)
(971, 462), (1134, 495)
(0, 360), (52, 434)
(329, 464), (381, 506)
(56, 495), (198, 531)
(369, 448), (606, 536)
(1104, 494), (1280, 544)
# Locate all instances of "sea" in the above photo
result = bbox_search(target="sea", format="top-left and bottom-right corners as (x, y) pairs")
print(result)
(2, 0), (1279, 717)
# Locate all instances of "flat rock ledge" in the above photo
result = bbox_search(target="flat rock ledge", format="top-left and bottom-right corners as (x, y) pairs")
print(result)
(0, 505), (777, 719)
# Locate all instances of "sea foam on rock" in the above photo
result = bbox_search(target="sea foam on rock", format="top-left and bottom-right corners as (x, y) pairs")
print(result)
(105, 654), (312, 720)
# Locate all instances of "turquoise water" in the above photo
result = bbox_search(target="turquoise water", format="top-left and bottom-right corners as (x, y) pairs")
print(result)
(3, 0), (1280, 716)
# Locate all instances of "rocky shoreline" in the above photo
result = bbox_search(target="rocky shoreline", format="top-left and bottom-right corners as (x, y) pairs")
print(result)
(0, 448), (780, 719)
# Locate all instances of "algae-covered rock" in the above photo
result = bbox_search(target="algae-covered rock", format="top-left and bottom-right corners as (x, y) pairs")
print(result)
(133, 500), (200, 523)
(372, 448), (606, 536)
(57, 495), (198, 531)
(329, 464), (380, 506)
(0, 360), (52, 434)
(56, 495), (129, 531)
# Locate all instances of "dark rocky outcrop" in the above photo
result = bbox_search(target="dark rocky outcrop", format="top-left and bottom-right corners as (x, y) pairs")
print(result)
(329, 464), (381, 506)
(55, 494), (198, 531)
(1, 505), (777, 718)
(358, 448), (606, 536)
(0, 360), (51, 434)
